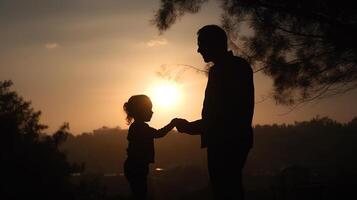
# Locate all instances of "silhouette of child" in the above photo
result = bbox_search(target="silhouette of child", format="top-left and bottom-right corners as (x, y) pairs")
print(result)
(123, 94), (177, 200)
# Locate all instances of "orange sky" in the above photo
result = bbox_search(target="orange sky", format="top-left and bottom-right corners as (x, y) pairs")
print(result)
(1, 0), (356, 134)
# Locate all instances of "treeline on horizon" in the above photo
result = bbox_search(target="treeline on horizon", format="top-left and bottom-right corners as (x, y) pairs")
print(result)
(2, 80), (356, 199)
(62, 116), (357, 179)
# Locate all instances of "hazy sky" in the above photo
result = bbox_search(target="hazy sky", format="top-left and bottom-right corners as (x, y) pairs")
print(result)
(1, 0), (356, 134)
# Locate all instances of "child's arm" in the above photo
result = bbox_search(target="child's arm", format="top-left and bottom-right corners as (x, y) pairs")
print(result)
(153, 119), (177, 138)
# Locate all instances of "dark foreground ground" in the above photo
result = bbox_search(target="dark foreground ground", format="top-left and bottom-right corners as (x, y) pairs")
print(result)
(70, 165), (355, 200)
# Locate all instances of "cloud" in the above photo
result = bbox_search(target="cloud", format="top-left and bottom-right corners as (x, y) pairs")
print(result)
(45, 42), (59, 49)
(146, 38), (168, 47)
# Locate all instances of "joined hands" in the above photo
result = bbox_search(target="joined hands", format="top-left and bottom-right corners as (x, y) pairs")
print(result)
(171, 118), (190, 133)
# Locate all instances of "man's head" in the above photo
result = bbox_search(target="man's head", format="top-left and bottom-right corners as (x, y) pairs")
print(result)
(197, 25), (228, 63)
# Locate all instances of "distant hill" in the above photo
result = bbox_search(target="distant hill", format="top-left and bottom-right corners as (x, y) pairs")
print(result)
(61, 127), (206, 174)
(61, 116), (357, 179)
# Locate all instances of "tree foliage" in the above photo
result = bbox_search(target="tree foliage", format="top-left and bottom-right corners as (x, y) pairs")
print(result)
(0, 80), (118, 200)
(0, 80), (75, 199)
(153, 0), (357, 104)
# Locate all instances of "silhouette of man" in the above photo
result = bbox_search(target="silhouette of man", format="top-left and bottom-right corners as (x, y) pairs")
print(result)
(176, 25), (254, 200)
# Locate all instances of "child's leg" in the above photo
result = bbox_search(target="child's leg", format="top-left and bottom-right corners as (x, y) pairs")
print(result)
(128, 175), (147, 200)
(124, 160), (149, 200)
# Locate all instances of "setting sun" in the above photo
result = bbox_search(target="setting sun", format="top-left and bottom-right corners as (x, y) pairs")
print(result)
(149, 82), (180, 108)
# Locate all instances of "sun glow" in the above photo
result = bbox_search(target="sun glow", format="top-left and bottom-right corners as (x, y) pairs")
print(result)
(149, 82), (180, 109)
